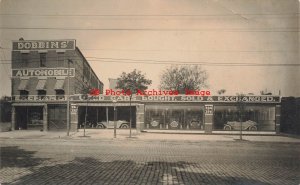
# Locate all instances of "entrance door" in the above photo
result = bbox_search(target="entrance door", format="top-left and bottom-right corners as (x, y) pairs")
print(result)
(48, 105), (67, 131)
(15, 106), (43, 130)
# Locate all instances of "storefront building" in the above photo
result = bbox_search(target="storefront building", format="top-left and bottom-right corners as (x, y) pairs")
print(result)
(10, 40), (281, 134)
(140, 95), (280, 134)
(11, 39), (104, 131)
(18, 94), (278, 134)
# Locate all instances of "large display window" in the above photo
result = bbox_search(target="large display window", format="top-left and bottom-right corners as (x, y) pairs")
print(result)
(15, 106), (43, 130)
(145, 105), (204, 130)
(213, 105), (275, 131)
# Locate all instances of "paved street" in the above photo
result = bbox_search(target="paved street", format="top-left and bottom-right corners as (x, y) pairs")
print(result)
(0, 132), (300, 185)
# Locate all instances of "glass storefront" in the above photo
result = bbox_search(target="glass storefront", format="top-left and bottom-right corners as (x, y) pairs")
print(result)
(145, 105), (204, 130)
(15, 106), (43, 130)
(213, 105), (275, 131)
(78, 106), (136, 129)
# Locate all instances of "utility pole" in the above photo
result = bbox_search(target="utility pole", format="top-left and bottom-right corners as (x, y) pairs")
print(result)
(237, 93), (245, 140)
(127, 81), (135, 138)
(84, 82), (89, 137)
(66, 59), (73, 136)
(113, 100), (117, 138)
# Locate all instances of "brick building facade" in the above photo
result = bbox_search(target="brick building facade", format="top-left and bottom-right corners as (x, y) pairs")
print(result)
(11, 39), (103, 131)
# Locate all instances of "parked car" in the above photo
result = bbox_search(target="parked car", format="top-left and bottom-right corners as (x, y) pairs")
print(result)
(189, 119), (202, 129)
(97, 120), (130, 129)
(223, 120), (258, 131)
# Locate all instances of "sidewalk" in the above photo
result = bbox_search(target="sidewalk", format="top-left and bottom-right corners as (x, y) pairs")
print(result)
(1, 129), (300, 143)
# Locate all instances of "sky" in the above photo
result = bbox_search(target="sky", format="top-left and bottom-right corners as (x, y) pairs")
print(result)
(0, 0), (299, 97)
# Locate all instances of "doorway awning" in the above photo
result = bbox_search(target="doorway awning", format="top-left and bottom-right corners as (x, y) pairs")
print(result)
(54, 79), (65, 90)
(36, 79), (47, 90)
(18, 79), (29, 91)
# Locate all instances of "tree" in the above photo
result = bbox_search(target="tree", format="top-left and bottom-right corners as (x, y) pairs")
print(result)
(115, 69), (152, 137)
(116, 69), (152, 94)
(159, 65), (208, 94)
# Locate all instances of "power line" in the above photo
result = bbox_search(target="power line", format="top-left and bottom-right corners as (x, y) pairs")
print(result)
(0, 47), (298, 53)
(0, 56), (299, 66)
(0, 27), (298, 32)
(0, 13), (298, 17)
(87, 57), (300, 66)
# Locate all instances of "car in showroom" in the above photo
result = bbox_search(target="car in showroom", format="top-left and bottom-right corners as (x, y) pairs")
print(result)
(96, 120), (130, 129)
(189, 118), (203, 129)
(223, 120), (258, 131)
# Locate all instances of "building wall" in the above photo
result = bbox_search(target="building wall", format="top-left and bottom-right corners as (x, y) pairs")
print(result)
(11, 39), (104, 131)
(280, 97), (300, 135)
(11, 45), (103, 97)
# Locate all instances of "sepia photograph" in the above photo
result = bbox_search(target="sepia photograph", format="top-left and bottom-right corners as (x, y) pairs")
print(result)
(0, 0), (299, 184)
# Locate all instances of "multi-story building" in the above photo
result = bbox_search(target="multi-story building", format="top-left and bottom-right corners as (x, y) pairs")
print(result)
(11, 39), (103, 131)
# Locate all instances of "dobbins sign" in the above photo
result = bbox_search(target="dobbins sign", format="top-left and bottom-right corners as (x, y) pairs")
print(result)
(12, 40), (76, 51)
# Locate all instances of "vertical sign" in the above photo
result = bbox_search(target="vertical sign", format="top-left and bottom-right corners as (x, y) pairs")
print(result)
(205, 105), (213, 115)
(71, 105), (78, 114)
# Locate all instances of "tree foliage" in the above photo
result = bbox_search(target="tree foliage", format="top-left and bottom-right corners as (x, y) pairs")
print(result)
(115, 69), (152, 95)
(159, 65), (208, 94)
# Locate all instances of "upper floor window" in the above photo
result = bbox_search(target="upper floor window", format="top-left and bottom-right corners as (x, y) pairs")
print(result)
(37, 90), (46, 98)
(55, 89), (65, 96)
(21, 53), (29, 67)
(40, 53), (46, 67)
(57, 52), (65, 67)
(20, 90), (29, 97)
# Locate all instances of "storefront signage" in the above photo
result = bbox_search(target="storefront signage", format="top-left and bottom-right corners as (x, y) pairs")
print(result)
(140, 96), (280, 103)
(12, 40), (76, 51)
(71, 95), (280, 103)
(12, 95), (281, 103)
(12, 95), (67, 101)
(71, 105), (78, 114)
(205, 105), (213, 114)
(12, 68), (75, 77)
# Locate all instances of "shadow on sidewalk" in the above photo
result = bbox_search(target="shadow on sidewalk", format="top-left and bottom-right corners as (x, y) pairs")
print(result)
(10, 157), (271, 185)
(0, 146), (49, 168)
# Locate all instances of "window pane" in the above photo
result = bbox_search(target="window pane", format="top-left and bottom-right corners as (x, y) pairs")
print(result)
(145, 105), (204, 130)
(40, 53), (46, 67)
(213, 106), (275, 131)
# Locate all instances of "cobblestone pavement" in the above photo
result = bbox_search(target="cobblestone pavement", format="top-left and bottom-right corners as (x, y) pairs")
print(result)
(0, 138), (299, 185)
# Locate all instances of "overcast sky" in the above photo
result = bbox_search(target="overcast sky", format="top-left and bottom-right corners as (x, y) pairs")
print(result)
(0, 0), (299, 97)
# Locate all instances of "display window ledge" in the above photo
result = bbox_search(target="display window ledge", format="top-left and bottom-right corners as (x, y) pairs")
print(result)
(143, 130), (205, 134)
(212, 131), (276, 135)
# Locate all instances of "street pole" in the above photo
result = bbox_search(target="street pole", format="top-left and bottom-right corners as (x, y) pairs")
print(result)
(240, 117), (242, 140)
(66, 59), (71, 136)
(129, 95), (132, 138)
(113, 100), (117, 138)
(238, 93), (243, 140)
(84, 94), (88, 137)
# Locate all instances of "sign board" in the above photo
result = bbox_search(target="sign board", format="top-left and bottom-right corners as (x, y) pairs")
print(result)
(71, 105), (78, 114)
(12, 40), (76, 51)
(205, 105), (213, 115)
(12, 68), (75, 77)
(12, 95), (281, 103)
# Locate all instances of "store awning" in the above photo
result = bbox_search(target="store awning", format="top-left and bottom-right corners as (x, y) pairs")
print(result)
(18, 79), (28, 90)
(54, 79), (65, 90)
(36, 79), (47, 90)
